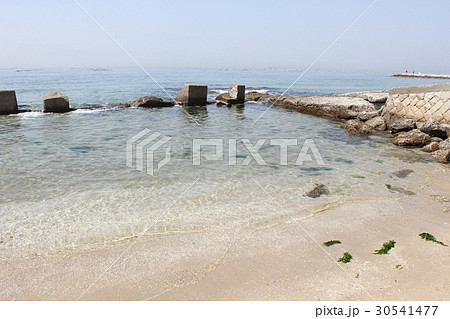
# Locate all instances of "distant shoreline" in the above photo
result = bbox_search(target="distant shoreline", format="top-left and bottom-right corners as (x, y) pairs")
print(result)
(393, 73), (450, 80)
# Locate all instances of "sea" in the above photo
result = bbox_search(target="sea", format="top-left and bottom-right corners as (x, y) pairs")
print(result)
(0, 67), (448, 257)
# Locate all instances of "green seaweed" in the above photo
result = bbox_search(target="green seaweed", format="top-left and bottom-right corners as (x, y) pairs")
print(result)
(394, 264), (403, 270)
(338, 252), (352, 263)
(351, 174), (365, 179)
(323, 240), (342, 247)
(374, 240), (396, 255)
(419, 233), (448, 246)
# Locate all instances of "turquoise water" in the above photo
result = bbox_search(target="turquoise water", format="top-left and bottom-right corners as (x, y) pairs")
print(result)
(0, 68), (446, 256)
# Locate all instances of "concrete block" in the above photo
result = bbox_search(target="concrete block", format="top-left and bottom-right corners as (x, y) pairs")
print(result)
(229, 84), (245, 103)
(43, 92), (70, 113)
(175, 84), (208, 106)
(0, 90), (18, 115)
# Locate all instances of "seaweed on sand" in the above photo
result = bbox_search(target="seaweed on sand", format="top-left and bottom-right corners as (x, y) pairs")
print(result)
(323, 240), (342, 247)
(419, 233), (448, 246)
(338, 252), (352, 263)
(374, 240), (396, 255)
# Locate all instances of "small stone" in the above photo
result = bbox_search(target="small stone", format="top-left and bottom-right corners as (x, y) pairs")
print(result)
(422, 142), (440, 152)
(306, 184), (330, 198)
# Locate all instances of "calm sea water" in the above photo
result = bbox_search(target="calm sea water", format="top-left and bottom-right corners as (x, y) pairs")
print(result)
(0, 68), (447, 257)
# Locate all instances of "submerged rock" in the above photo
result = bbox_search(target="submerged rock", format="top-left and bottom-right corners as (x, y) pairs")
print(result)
(306, 184), (330, 198)
(390, 119), (416, 133)
(345, 119), (372, 135)
(392, 169), (414, 178)
(416, 118), (448, 139)
(365, 116), (387, 131)
(131, 96), (174, 108)
(392, 129), (431, 147)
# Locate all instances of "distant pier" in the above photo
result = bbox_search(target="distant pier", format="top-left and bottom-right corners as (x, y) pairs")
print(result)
(393, 73), (450, 80)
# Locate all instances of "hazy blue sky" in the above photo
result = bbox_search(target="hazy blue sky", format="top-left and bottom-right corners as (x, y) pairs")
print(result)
(1, 0), (449, 73)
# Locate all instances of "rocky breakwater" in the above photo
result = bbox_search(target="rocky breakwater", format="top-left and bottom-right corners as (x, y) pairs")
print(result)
(245, 90), (450, 163)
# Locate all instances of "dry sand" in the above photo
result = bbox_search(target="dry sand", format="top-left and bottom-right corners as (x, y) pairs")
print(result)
(1, 167), (449, 301)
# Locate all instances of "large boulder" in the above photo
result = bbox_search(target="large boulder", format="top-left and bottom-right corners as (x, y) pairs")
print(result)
(365, 116), (387, 131)
(431, 149), (450, 163)
(416, 118), (448, 139)
(345, 119), (372, 135)
(0, 90), (18, 115)
(43, 92), (70, 113)
(390, 119), (416, 133)
(175, 84), (208, 106)
(392, 129), (432, 147)
(130, 96), (174, 108)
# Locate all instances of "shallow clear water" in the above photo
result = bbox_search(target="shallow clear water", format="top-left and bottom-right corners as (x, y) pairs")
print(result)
(0, 68), (446, 256)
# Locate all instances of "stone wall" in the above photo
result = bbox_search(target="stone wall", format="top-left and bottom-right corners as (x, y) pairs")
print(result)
(383, 83), (450, 125)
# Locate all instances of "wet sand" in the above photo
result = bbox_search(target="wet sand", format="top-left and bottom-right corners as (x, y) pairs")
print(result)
(0, 166), (449, 301)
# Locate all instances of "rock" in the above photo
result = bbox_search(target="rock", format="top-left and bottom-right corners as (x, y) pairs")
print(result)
(130, 96), (174, 108)
(430, 137), (443, 143)
(438, 139), (450, 150)
(0, 90), (18, 115)
(175, 84), (208, 106)
(431, 149), (450, 163)
(392, 129), (432, 147)
(358, 110), (381, 121)
(229, 84), (245, 103)
(393, 169), (414, 178)
(274, 95), (376, 120)
(422, 142), (440, 152)
(43, 91), (70, 113)
(390, 119), (416, 133)
(365, 116), (387, 131)
(245, 91), (272, 102)
(114, 103), (131, 108)
(441, 124), (450, 138)
(416, 118), (448, 139)
(345, 119), (372, 135)
(306, 184), (329, 198)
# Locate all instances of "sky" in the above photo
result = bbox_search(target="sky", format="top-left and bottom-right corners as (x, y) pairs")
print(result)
(0, 0), (449, 73)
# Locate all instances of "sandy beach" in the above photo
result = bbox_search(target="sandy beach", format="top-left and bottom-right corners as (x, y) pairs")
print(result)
(1, 163), (448, 301)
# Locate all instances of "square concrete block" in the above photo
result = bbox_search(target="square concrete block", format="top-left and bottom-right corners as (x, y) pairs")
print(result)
(175, 84), (208, 106)
(0, 90), (18, 115)
(43, 91), (70, 113)
(229, 84), (245, 103)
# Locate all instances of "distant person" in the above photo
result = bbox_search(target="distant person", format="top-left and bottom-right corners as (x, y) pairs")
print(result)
(405, 70), (408, 73)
